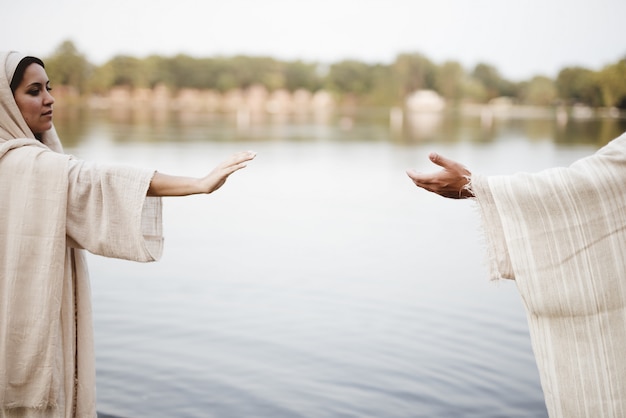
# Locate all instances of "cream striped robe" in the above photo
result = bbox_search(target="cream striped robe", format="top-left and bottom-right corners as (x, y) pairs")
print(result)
(473, 132), (626, 418)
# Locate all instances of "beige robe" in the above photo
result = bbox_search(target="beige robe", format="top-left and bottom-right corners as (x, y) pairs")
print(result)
(473, 132), (626, 417)
(1, 51), (163, 418)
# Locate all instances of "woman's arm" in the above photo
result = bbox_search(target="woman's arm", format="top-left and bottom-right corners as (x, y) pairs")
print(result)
(147, 150), (256, 197)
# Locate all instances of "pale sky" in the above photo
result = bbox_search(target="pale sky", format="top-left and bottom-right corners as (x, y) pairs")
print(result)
(3, 0), (625, 81)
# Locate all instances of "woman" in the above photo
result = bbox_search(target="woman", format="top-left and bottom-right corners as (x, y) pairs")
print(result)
(407, 133), (626, 418)
(0, 51), (255, 418)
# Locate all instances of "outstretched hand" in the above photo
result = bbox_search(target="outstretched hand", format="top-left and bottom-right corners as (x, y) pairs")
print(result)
(147, 150), (256, 197)
(198, 150), (257, 194)
(406, 152), (473, 199)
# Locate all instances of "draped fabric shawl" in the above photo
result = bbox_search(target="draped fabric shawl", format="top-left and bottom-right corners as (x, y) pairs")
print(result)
(473, 132), (626, 418)
(0, 51), (164, 417)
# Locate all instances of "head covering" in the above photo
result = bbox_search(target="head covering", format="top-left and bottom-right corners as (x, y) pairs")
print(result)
(4, 51), (24, 82)
(0, 51), (63, 153)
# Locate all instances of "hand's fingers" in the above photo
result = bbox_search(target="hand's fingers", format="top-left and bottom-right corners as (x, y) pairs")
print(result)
(219, 151), (257, 169)
(406, 169), (416, 180)
(407, 175), (436, 193)
(407, 155), (472, 199)
(406, 169), (436, 185)
(406, 169), (424, 183)
(221, 161), (250, 176)
(236, 150), (256, 162)
(232, 150), (256, 164)
(429, 152), (463, 171)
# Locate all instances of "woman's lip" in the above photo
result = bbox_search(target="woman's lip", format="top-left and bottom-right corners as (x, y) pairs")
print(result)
(42, 110), (53, 116)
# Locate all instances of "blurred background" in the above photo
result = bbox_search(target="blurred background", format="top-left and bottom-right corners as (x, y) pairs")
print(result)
(4, 1), (626, 417)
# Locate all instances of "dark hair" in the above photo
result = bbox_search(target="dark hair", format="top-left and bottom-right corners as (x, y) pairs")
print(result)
(10, 56), (45, 94)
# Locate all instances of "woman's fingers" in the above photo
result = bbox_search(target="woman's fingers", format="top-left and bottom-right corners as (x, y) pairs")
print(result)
(226, 150), (256, 167)
(223, 151), (256, 173)
(203, 151), (257, 193)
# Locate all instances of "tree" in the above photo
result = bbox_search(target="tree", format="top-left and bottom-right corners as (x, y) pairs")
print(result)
(556, 67), (600, 106)
(461, 77), (488, 102)
(44, 40), (92, 93)
(471, 63), (517, 100)
(283, 60), (322, 92)
(326, 60), (374, 95)
(435, 61), (465, 102)
(88, 63), (115, 94)
(142, 55), (175, 88)
(366, 63), (401, 106)
(596, 59), (626, 108)
(106, 55), (148, 88)
(165, 54), (212, 89)
(393, 53), (437, 96)
(224, 55), (283, 90)
(519, 76), (557, 106)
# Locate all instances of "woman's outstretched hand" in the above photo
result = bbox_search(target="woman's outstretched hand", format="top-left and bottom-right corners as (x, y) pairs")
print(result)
(198, 150), (257, 194)
(148, 150), (256, 197)
(406, 152), (473, 199)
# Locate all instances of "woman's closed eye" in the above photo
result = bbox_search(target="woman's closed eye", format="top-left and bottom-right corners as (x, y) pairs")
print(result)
(26, 83), (51, 96)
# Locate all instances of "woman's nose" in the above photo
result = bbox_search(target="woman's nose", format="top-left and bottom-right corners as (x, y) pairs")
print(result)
(44, 90), (55, 105)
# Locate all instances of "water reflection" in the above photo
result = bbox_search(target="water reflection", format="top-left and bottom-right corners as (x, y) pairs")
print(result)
(55, 105), (626, 149)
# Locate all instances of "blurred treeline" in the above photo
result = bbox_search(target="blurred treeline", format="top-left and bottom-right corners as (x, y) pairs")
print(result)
(45, 40), (626, 108)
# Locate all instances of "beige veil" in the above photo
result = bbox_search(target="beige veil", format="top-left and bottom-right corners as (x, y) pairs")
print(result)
(0, 50), (64, 152)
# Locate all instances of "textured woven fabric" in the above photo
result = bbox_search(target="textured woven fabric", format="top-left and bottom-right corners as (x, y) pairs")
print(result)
(0, 51), (163, 417)
(473, 132), (626, 417)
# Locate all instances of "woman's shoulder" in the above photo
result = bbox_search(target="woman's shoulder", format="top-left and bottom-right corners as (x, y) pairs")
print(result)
(1, 138), (70, 166)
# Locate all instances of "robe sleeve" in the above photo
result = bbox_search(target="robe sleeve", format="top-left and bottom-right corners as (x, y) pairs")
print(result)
(65, 158), (163, 262)
(470, 133), (626, 417)
(471, 174), (515, 280)
(471, 132), (626, 287)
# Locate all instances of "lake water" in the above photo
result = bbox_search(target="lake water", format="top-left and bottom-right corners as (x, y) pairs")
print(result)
(55, 107), (626, 418)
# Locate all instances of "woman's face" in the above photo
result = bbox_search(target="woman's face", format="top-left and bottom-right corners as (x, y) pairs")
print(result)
(12, 63), (55, 135)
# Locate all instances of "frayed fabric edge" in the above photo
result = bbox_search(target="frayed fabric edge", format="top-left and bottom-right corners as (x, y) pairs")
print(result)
(471, 199), (504, 284)
(467, 174), (514, 283)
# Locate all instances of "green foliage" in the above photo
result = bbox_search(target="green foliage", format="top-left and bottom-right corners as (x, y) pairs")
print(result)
(596, 59), (626, 109)
(165, 54), (208, 89)
(460, 76), (488, 102)
(108, 55), (146, 87)
(44, 39), (626, 108)
(44, 40), (92, 93)
(470, 63), (519, 101)
(556, 67), (601, 106)
(283, 61), (322, 92)
(519, 76), (557, 106)
(366, 64), (401, 106)
(143, 55), (175, 88)
(88, 64), (114, 94)
(435, 61), (465, 103)
(326, 60), (374, 95)
(393, 53), (437, 95)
